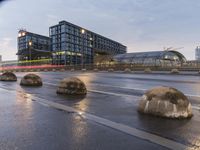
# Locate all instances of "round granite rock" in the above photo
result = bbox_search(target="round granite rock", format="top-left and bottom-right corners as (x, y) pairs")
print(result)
(138, 86), (193, 119)
(57, 77), (87, 95)
(0, 72), (17, 81)
(82, 68), (87, 72)
(20, 74), (42, 86)
(171, 69), (179, 74)
(124, 68), (131, 73)
(144, 68), (152, 73)
(108, 68), (114, 72)
(93, 68), (99, 72)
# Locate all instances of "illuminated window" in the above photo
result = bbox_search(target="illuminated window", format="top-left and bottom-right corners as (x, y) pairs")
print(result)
(81, 29), (85, 34)
(18, 33), (22, 37)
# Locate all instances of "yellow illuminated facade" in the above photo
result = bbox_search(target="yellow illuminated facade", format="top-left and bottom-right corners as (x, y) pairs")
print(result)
(52, 51), (82, 56)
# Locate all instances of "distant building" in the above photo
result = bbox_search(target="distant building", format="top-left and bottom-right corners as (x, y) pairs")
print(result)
(0, 55), (2, 67)
(49, 20), (127, 65)
(95, 50), (187, 67)
(17, 30), (51, 61)
(0, 60), (18, 67)
(195, 46), (200, 60)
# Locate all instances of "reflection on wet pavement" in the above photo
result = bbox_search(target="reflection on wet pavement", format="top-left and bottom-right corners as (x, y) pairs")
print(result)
(0, 72), (200, 150)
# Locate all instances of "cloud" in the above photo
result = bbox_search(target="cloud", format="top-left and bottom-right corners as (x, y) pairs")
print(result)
(0, 0), (200, 60)
(46, 14), (60, 26)
(0, 37), (17, 61)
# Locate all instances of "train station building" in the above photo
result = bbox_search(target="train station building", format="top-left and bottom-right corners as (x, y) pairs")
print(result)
(17, 21), (127, 65)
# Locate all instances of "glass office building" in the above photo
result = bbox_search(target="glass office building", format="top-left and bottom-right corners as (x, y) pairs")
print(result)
(49, 21), (127, 65)
(17, 30), (51, 61)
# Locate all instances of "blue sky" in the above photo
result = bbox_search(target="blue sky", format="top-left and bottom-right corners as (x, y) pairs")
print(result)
(0, 0), (200, 60)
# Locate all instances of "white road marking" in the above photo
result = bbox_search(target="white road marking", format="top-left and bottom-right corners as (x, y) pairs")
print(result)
(89, 89), (140, 99)
(44, 82), (139, 98)
(46, 79), (200, 98)
(90, 83), (200, 99)
(0, 84), (198, 149)
(29, 95), (192, 150)
(91, 83), (147, 92)
(37, 101), (51, 107)
(44, 82), (200, 111)
(16, 75), (200, 98)
(1, 80), (200, 111)
(52, 79), (147, 92)
(92, 84), (200, 100)
(191, 106), (200, 111)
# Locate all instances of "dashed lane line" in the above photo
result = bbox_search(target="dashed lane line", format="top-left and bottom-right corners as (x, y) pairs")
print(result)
(16, 75), (200, 98)
(0, 84), (197, 149)
(22, 92), (192, 150)
(44, 82), (200, 111)
(46, 79), (200, 99)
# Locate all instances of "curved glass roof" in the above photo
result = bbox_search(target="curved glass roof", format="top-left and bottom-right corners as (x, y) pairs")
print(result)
(113, 50), (186, 62)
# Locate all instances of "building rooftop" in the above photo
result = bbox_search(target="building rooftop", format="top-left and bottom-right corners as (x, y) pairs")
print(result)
(50, 20), (126, 47)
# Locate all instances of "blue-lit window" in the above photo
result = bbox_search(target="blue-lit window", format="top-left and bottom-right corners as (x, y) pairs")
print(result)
(61, 33), (66, 42)
(61, 25), (65, 33)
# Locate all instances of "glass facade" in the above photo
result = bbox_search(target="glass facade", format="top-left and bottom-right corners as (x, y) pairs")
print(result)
(115, 51), (186, 66)
(17, 30), (51, 61)
(50, 21), (126, 65)
(95, 51), (186, 67)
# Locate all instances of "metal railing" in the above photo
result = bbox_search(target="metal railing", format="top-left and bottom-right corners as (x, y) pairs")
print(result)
(0, 63), (200, 72)
(0, 59), (200, 72)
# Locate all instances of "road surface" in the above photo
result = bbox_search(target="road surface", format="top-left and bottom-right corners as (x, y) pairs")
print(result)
(0, 71), (200, 150)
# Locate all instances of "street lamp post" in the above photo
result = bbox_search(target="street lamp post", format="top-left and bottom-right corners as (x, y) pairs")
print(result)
(28, 40), (32, 66)
(81, 29), (85, 69)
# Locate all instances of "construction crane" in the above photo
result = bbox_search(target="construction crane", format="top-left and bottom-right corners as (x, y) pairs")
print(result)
(163, 47), (184, 51)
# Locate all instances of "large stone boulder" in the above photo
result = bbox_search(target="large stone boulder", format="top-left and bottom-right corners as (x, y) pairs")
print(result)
(0, 72), (17, 81)
(124, 68), (131, 73)
(82, 68), (87, 72)
(57, 77), (87, 95)
(93, 68), (99, 72)
(108, 68), (114, 72)
(138, 86), (192, 119)
(144, 68), (152, 73)
(171, 69), (179, 74)
(20, 74), (42, 86)
(60, 68), (65, 72)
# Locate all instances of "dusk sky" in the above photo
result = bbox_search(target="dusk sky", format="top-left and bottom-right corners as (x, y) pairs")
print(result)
(0, 0), (200, 60)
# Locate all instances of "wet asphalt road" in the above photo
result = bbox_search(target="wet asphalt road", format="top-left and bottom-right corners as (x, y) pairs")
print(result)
(0, 71), (200, 150)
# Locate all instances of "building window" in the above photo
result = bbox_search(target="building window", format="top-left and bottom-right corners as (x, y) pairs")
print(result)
(61, 25), (65, 33)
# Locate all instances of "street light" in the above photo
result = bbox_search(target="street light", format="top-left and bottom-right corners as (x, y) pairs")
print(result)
(28, 41), (32, 46)
(81, 29), (85, 69)
(28, 41), (32, 65)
